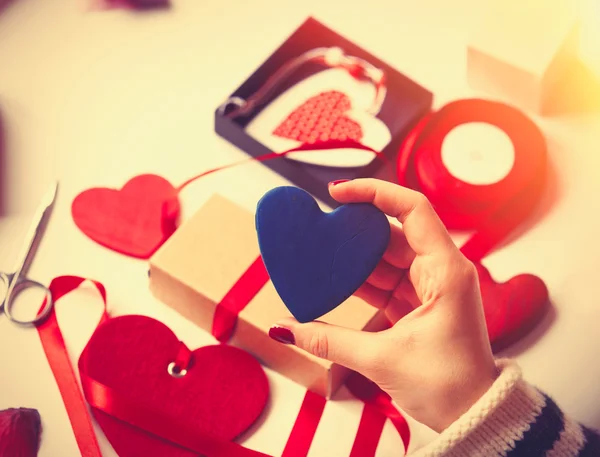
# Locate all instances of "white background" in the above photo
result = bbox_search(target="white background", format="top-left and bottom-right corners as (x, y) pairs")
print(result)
(1, 0), (599, 456)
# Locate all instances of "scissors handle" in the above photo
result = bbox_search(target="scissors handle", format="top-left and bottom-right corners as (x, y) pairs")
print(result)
(1, 275), (53, 326)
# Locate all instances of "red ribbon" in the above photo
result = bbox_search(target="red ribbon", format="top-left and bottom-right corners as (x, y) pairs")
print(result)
(212, 256), (270, 343)
(79, 374), (272, 457)
(37, 276), (273, 457)
(281, 391), (327, 457)
(397, 98), (547, 262)
(176, 139), (385, 194)
(44, 98), (545, 457)
(37, 276), (409, 457)
(346, 372), (410, 450)
(209, 257), (411, 456)
(199, 139), (407, 456)
(37, 141), (404, 457)
(36, 276), (107, 457)
(160, 138), (385, 245)
(350, 404), (387, 457)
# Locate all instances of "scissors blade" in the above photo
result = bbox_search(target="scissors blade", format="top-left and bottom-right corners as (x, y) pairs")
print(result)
(28, 181), (58, 233)
(11, 181), (58, 281)
(40, 181), (58, 212)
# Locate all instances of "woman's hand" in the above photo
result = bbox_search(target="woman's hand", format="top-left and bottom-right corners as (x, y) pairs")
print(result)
(268, 178), (498, 432)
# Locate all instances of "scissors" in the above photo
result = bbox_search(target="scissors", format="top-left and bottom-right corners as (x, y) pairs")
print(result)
(0, 182), (58, 326)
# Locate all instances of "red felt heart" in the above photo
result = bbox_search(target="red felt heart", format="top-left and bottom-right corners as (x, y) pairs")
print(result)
(476, 263), (549, 351)
(81, 315), (269, 457)
(273, 90), (364, 143)
(71, 174), (179, 259)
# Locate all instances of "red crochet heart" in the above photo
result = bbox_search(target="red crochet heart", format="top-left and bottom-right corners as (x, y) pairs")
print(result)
(273, 90), (364, 143)
(476, 263), (549, 351)
(71, 174), (179, 259)
(80, 315), (269, 457)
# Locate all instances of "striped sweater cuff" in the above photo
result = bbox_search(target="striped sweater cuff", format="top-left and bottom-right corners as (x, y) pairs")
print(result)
(410, 359), (594, 456)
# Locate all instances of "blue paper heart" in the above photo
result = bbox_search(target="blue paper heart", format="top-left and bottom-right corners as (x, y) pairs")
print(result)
(255, 186), (390, 323)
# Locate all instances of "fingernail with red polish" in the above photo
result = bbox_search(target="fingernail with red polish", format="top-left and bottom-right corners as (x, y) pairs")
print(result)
(329, 179), (350, 186)
(269, 326), (295, 345)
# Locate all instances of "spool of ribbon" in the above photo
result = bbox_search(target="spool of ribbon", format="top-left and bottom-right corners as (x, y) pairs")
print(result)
(396, 98), (547, 262)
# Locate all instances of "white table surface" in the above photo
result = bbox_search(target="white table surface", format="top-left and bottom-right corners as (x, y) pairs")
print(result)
(1, 0), (600, 456)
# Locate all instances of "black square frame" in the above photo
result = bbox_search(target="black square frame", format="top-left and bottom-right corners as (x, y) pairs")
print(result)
(214, 17), (433, 208)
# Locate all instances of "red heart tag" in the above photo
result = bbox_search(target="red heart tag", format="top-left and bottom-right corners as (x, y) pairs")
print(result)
(476, 263), (549, 351)
(71, 174), (179, 259)
(273, 90), (364, 143)
(81, 315), (269, 457)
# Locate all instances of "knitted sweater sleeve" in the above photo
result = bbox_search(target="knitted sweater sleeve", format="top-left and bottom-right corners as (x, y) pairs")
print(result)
(410, 359), (600, 457)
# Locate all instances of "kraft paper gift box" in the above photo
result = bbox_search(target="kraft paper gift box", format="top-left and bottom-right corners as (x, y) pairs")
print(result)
(467, 0), (580, 115)
(148, 194), (388, 398)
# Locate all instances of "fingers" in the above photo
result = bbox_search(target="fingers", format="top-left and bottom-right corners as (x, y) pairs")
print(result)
(354, 282), (391, 309)
(329, 178), (456, 256)
(392, 273), (420, 309)
(270, 317), (383, 374)
(383, 223), (416, 269)
(385, 296), (414, 323)
(364, 224), (413, 290)
(366, 259), (404, 291)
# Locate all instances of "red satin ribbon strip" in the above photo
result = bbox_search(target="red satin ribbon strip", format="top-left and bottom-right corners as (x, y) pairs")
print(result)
(160, 139), (384, 241)
(211, 256), (270, 343)
(184, 142), (381, 344)
(78, 366), (272, 457)
(349, 404), (387, 457)
(35, 276), (108, 457)
(346, 372), (410, 451)
(37, 277), (409, 457)
(174, 341), (193, 371)
(397, 98), (547, 262)
(39, 141), (401, 457)
(37, 276), (273, 457)
(209, 253), (411, 455)
(281, 390), (327, 457)
(209, 252), (328, 456)
(175, 139), (385, 194)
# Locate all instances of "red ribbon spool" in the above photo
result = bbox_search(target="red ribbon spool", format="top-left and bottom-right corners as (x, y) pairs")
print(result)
(397, 98), (547, 262)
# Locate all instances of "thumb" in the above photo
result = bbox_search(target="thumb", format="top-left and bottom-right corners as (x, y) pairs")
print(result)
(269, 317), (382, 374)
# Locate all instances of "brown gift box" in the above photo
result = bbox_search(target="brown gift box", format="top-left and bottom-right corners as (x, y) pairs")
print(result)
(148, 194), (388, 398)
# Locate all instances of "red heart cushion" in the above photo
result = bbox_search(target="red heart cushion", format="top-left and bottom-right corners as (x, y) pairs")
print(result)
(273, 90), (364, 143)
(81, 315), (269, 457)
(476, 263), (549, 351)
(71, 174), (179, 259)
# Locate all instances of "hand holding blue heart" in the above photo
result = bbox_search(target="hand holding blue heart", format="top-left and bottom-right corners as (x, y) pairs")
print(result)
(262, 178), (499, 434)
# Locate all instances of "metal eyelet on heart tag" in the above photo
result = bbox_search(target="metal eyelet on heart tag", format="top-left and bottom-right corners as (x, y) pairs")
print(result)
(167, 362), (187, 378)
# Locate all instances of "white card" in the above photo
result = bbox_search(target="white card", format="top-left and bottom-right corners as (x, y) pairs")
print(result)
(246, 68), (391, 168)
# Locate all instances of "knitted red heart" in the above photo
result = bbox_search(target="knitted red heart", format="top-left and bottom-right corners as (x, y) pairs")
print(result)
(273, 90), (364, 143)
(71, 174), (179, 259)
(476, 263), (549, 351)
(81, 315), (269, 457)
